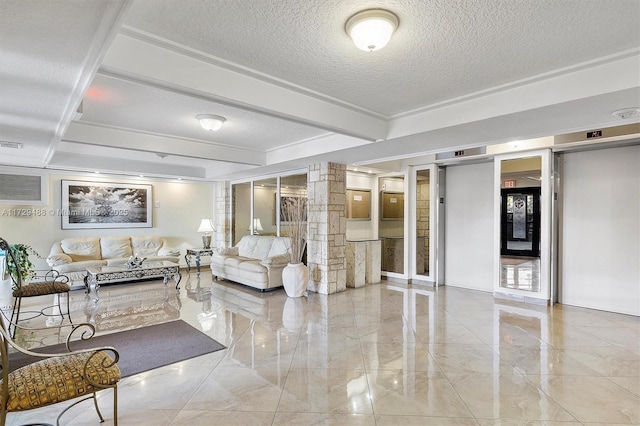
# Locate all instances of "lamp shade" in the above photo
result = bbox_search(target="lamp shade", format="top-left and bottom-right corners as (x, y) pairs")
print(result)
(197, 218), (215, 233)
(253, 218), (264, 232)
(346, 9), (399, 52)
(197, 114), (226, 131)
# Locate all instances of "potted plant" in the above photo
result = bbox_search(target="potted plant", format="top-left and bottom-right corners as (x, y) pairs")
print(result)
(281, 196), (308, 297)
(5, 243), (41, 286)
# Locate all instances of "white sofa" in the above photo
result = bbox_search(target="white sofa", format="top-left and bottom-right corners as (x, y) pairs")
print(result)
(210, 235), (291, 291)
(46, 236), (180, 289)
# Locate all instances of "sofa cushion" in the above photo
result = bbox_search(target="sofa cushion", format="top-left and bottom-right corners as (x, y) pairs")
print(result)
(100, 236), (132, 259)
(131, 236), (163, 257)
(60, 237), (101, 262)
(267, 237), (291, 258)
(224, 256), (253, 268)
(238, 235), (274, 259)
(238, 260), (267, 273)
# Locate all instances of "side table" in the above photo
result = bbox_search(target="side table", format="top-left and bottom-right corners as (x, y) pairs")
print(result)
(185, 248), (214, 275)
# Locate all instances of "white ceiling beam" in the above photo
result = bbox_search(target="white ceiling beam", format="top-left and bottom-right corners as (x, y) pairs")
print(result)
(63, 121), (265, 166)
(388, 52), (640, 140)
(101, 31), (387, 141)
(49, 152), (207, 179)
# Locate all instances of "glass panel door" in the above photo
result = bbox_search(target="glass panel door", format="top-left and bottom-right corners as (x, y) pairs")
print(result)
(379, 175), (405, 275)
(500, 187), (540, 257)
(415, 168), (431, 277)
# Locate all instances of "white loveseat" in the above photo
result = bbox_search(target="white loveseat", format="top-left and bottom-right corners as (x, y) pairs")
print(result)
(210, 235), (291, 291)
(46, 236), (180, 289)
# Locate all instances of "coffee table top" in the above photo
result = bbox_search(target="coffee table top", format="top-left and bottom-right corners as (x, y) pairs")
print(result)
(88, 261), (179, 275)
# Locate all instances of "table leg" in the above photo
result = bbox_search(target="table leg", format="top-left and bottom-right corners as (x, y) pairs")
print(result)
(163, 269), (181, 290)
(84, 276), (100, 302)
(185, 253), (192, 271)
(195, 254), (202, 275)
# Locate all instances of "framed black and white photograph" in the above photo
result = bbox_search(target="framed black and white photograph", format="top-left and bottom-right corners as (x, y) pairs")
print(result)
(61, 180), (152, 229)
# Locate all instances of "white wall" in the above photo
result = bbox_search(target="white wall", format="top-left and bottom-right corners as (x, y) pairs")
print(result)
(445, 161), (494, 291)
(0, 170), (214, 270)
(560, 145), (640, 316)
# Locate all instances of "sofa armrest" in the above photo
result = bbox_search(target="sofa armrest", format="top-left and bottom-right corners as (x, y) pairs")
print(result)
(46, 253), (72, 267)
(158, 246), (180, 257)
(260, 254), (290, 267)
(219, 247), (239, 256)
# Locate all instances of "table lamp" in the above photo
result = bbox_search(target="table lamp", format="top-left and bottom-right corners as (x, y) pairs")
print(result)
(253, 218), (264, 235)
(197, 218), (215, 248)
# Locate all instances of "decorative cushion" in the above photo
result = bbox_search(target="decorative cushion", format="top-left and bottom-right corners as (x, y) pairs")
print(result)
(6, 351), (120, 412)
(100, 236), (132, 259)
(131, 236), (163, 257)
(260, 254), (290, 267)
(219, 247), (239, 256)
(60, 237), (101, 262)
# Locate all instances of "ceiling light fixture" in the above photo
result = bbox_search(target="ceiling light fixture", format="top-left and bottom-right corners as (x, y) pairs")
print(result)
(346, 9), (399, 52)
(197, 114), (226, 131)
(612, 108), (640, 120)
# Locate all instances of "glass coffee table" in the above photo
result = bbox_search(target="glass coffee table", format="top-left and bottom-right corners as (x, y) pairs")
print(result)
(85, 261), (181, 302)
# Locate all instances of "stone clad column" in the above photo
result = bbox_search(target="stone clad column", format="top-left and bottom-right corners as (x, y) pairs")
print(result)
(346, 240), (366, 288)
(307, 162), (347, 295)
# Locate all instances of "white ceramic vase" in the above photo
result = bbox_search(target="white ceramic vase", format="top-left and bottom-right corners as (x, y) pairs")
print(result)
(282, 263), (308, 298)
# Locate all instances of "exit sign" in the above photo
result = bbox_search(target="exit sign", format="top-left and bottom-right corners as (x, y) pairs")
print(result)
(504, 180), (516, 188)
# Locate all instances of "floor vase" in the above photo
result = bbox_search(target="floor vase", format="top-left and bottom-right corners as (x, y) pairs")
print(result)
(282, 263), (308, 297)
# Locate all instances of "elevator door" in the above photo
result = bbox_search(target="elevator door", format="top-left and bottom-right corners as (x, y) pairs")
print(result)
(500, 187), (540, 257)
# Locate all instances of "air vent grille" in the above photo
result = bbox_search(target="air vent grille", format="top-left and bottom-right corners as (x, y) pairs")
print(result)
(0, 141), (23, 149)
(0, 173), (43, 203)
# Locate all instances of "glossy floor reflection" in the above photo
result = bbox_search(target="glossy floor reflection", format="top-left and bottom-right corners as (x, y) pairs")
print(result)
(500, 256), (541, 292)
(3, 271), (639, 425)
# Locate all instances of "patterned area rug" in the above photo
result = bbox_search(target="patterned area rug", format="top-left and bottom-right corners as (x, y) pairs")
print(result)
(9, 320), (225, 377)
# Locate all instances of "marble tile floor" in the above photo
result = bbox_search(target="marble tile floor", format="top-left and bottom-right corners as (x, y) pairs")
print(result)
(2, 271), (639, 425)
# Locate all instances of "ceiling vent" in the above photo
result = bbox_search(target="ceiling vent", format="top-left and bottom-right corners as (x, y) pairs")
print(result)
(0, 141), (23, 149)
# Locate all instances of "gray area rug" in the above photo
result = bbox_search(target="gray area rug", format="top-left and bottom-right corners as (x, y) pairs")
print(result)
(9, 320), (226, 377)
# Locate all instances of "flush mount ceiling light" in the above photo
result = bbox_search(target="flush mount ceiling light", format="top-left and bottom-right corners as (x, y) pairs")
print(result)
(612, 108), (640, 120)
(197, 114), (226, 131)
(346, 9), (399, 52)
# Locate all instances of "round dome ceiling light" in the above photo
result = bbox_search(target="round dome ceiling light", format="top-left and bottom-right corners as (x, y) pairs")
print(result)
(197, 114), (226, 131)
(611, 108), (640, 120)
(346, 9), (399, 52)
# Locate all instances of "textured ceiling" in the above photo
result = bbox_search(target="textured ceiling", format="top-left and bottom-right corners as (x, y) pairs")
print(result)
(124, 0), (640, 116)
(1, 0), (639, 181)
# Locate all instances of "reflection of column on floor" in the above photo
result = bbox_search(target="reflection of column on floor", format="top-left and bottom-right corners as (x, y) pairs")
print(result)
(415, 236), (425, 274)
